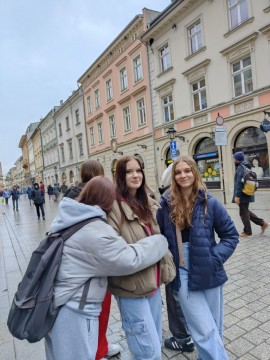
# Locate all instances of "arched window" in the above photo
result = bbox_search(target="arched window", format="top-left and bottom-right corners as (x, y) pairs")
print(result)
(234, 126), (269, 186)
(69, 170), (74, 184)
(194, 137), (220, 189)
(134, 153), (145, 169)
(165, 147), (173, 167)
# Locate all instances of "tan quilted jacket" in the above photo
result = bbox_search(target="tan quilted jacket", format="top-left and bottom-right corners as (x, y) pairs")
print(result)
(107, 197), (176, 297)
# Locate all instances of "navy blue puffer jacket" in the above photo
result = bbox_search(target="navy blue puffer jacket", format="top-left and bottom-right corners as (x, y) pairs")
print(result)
(157, 189), (239, 291)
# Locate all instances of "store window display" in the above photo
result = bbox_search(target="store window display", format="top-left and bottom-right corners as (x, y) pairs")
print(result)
(251, 158), (264, 178)
(234, 126), (269, 188)
(193, 137), (220, 189)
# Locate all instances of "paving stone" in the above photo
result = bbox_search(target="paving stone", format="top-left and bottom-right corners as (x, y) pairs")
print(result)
(243, 327), (269, 346)
(249, 342), (270, 360)
(226, 337), (254, 357)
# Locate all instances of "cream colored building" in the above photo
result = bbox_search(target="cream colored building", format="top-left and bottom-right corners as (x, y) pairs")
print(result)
(32, 127), (43, 184)
(18, 122), (39, 185)
(141, 0), (270, 201)
(78, 9), (161, 190)
(40, 108), (59, 187)
(54, 88), (88, 186)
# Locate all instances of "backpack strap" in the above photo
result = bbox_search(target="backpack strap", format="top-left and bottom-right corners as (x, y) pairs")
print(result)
(79, 278), (92, 310)
(60, 217), (106, 241)
(60, 217), (107, 310)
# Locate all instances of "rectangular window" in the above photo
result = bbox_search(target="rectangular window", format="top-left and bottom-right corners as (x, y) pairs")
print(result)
(97, 122), (104, 143)
(109, 115), (116, 138)
(60, 145), (65, 162)
(78, 137), (83, 156)
(65, 116), (70, 131)
(137, 99), (146, 126)
(228, 0), (248, 28)
(87, 96), (92, 114)
(123, 106), (131, 132)
(89, 126), (95, 146)
(162, 94), (174, 123)
(58, 123), (62, 136)
(159, 44), (171, 72)
(94, 89), (100, 109)
(120, 67), (128, 91)
(192, 79), (207, 111)
(133, 56), (142, 82)
(75, 109), (80, 124)
(106, 79), (113, 101)
(232, 56), (253, 97)
(68, 141), (73, 159)
(188, 20), (202, 54)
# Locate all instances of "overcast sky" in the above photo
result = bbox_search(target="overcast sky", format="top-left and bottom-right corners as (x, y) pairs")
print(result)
(0, 0), (169, 175)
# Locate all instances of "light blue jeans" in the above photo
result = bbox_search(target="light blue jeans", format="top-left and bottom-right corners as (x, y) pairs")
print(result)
(45, 301), (101, 360)
(178, 243), (229, 360)
(115, 287), (162, 360)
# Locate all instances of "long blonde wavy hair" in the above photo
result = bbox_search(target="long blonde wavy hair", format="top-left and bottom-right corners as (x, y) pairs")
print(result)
(170, 156), (207, 229)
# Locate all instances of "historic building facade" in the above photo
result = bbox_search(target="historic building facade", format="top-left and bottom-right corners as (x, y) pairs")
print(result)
(40, 108), (59, 187)
(141, 0), (270, 200)
(54, 88), (88, 186)
(78, 8), (161, 190)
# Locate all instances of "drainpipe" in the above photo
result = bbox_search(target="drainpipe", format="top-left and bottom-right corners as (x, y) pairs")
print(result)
(144, 41), (160, 195)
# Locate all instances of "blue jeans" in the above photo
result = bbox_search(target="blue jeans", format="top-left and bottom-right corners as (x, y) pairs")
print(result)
(12, 199), (18, 210)
(45, 302), (101, 360)
(178, 243), (229, 360)
(115, 288), (162, 360)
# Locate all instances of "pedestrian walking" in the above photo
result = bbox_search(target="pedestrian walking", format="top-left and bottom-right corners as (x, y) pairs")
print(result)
(10, 185), (20, 211)
(232, 151), (269, 237)
(31, 183), (45, 220)
(107, 156), (176, 360)
(157, 155), (239, 360)
(47, 184), (54, 201)
(63, 159), (120, 360)
(2, 188), (10, 205)
(26, 186), (33, 205)
(53, 184), (60, 202)
(60, 182), (68, 195)
(45, 176), (169, 360)
(159, 165), (194, 354)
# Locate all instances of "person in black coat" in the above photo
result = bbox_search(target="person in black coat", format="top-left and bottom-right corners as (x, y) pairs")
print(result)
(31, 183), (45, 220)
(232, 151), (269, 237)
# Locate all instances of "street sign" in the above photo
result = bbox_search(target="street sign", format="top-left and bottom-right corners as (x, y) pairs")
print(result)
(215, 127), (227, 146)
(169, 140), (178, 160)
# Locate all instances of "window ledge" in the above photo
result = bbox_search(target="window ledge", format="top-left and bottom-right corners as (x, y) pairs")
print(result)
(184, 46), (206, 61)
(224, 17), (254, 38)
(157, 66), (173, 78)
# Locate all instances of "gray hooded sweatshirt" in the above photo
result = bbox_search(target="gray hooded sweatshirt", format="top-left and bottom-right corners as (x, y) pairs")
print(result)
(52, 197), (168, 308)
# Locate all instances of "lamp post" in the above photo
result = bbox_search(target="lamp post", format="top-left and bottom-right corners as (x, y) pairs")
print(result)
(213, 113), (227, 204)
(166, 127), (178, 161)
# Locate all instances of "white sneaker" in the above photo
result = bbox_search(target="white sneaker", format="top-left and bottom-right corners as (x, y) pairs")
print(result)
(106, 343), (121, 357)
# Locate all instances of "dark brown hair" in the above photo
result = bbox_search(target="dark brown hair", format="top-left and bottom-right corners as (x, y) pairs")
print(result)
(80, 160), (104, 183)
(115, 156), (153, 224)
(77, 176), (115, 214)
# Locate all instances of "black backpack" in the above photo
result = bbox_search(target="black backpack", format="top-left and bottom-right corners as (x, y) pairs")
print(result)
(241, 165), (259, 196)
(7, 217), (100, 343)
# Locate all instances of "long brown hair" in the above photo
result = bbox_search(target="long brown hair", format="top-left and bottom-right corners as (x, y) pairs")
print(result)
(115, 156), (153, 224)
(171, 156), (207, 229)
(77, 176), (115, 214)
(80, 160), (104, 183)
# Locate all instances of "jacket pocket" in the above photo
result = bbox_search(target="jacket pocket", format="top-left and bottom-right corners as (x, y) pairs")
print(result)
(122, 320), (155, 358)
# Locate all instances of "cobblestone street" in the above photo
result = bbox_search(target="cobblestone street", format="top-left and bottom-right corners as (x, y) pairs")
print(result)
(0, 193), (270, 360)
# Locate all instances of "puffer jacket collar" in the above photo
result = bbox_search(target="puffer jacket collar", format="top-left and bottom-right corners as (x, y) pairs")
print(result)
(119, 196), (159, 222)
